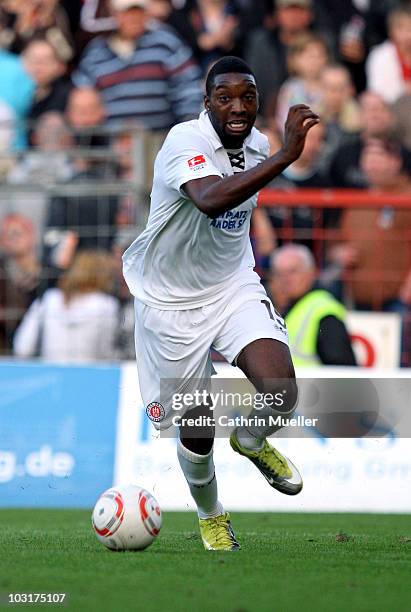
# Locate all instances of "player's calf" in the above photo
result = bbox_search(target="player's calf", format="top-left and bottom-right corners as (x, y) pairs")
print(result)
(179, 403), (215, 455)
(177, 403), (228, 543)
(233, 339), (302, 493)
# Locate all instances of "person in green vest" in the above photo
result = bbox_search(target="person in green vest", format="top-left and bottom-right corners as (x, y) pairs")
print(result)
(270, 243), (357, 367)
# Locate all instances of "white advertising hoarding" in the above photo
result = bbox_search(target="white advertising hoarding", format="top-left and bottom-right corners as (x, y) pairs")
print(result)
(346, 311), (401, 368)
(114, 363), (411, 513)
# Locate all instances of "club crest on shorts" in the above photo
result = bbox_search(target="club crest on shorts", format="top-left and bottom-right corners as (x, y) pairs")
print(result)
(146, 402), (165, 422)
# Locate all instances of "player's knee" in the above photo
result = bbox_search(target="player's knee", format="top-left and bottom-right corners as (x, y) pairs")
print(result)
(179, 403), (215, 455)
(265, 377), (298, 414)
(282, 378), (298, 414)
(180, 434), (214, 455)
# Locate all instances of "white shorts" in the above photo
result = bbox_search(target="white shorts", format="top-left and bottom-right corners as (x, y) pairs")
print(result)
(134, 280), (288, 429)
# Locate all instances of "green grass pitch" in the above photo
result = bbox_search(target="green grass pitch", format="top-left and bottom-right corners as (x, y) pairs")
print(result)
(0, 510), (410, 612)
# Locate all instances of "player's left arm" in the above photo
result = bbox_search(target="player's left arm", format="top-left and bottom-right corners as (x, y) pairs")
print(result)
(183, 105), (319, 218)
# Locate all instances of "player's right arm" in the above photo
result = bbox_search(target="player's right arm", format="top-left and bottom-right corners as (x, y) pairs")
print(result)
(183, 105), (319, 218)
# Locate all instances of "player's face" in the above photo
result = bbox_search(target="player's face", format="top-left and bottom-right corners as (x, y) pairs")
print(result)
(205, 73), (259, 148)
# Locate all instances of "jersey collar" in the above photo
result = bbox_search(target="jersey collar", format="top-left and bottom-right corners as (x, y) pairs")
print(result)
(198, 110), (261, 153)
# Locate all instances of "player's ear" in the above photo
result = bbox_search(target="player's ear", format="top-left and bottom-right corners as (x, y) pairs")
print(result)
(204, 94), (210, 112)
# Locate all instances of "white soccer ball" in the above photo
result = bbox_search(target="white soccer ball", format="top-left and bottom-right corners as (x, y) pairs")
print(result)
(92, 484), (162, 551)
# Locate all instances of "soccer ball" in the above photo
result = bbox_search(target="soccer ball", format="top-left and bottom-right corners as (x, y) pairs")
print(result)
(92, 484), (162, 551)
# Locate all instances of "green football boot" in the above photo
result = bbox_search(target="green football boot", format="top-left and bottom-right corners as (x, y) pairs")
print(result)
(199, 512), (240, 551)
(230, 429), (303, 495)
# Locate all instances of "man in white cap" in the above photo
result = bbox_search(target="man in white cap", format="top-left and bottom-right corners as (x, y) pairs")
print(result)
(73, 0), (202, 129)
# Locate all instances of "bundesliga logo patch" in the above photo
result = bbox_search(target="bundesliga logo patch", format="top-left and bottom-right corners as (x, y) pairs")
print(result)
(146, 402), (165, 422)
(188, 155), (207, 171)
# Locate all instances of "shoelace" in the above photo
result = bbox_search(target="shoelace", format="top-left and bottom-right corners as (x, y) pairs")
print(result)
(206, 516), (236, 546)
(259, 443), (291, 478)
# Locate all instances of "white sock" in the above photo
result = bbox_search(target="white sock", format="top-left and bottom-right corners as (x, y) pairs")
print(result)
(236, 427), (264, 451)
(236, 404), (296, 451)
(177, 440), (224, 519)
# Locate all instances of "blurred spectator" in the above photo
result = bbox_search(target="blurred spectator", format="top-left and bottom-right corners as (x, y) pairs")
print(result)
(22, 35), (72, 138)
(392, 92), (411, 149)
(0, 49), (34, 149)
(319, 63), (361, 172)
(110, 126), (145, 360)
(80, 0), (116, 34)
(146, 0), (267, 66)
(65, 86), (109, 149)
(66, 87), (106, 131)
(76, 0), (114, 58)
(9, 112), (75, 184)
(245, 0), (332, 118)
(43, 178), (119, 275)
(312, 0), (391, 94)
(171, 0), (242, 72)
(235, 0), (272, 30)
(275, 33), (329, 130)
(366, 4), (411, 103)
(325, 3), (367, 92)
(0, 0), (19, 49)
(14, 250), (120, 362)
(42, 110), (119, 284)
(7, 112), (75, 242)
(0, 99), (15, 149)
(112, 129), (134, 180)
(0, 214), (41, 353)
(254, 123), (335, 263)
(329, 90), (406, 188)
(320, 64), (361, 135)
(334, 138), (411, 311)
(131, 0), (274, 48)
(60, 0), (82, 37)
(73, 0), (203, 129)
(252, 125), (283, 266)
(70, 87), (115, 189)
(0, 99), (15, 178)
(0, 0), (73, 57)
(147, 0), (176, 22)
(270, 243), (357, 366)
(110, 125), (150, 242)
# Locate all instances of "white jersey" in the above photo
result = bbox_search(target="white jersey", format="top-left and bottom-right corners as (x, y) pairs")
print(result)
(123, 110), (270, 309)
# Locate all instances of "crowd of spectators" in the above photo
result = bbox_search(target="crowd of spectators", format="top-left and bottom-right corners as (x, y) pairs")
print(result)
(0, 0), (410, 363)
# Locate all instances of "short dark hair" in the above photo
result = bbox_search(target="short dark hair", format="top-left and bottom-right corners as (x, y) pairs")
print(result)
(205, 56), (256, 96)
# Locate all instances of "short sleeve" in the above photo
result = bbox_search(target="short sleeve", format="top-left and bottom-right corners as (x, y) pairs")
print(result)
(162, 128), (223, 196)
(261, 133), (270, 159)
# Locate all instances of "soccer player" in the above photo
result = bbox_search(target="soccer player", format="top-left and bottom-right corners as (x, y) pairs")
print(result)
(123, 56), (319, 550)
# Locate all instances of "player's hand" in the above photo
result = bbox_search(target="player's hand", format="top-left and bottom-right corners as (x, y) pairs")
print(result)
(281, 104), (320, 163)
